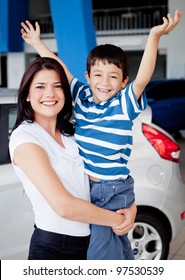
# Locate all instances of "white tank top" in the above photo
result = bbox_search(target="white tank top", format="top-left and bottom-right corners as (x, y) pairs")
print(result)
(9, 121), (90, 236)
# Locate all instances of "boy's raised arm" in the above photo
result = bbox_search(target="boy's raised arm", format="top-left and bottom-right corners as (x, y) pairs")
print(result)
(21, 20), (74, 83)
(133, 10), (181, 100)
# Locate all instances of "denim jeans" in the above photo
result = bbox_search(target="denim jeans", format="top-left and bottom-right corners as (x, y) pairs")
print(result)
(28, 226), (90, 260)
(87, 175), (135, 260)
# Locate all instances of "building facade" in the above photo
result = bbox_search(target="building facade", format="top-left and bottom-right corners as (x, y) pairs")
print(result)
(0, 0), (185, 88)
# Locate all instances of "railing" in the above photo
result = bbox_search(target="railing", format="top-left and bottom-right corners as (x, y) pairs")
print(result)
(32, 4), (168, 38)
(93, 5), (168, 36)
(30, 14), (54, 38)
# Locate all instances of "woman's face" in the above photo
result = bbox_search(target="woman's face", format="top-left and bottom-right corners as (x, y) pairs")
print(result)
(28, 69), (65, 122)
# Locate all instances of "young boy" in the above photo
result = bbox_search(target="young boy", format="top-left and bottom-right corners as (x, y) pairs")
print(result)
(21, 10), (181, 260)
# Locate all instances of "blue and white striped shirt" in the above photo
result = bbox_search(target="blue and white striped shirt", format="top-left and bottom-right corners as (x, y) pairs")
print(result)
(70, 78), (147, 180)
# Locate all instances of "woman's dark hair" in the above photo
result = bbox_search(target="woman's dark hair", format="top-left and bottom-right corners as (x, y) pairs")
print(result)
(12, 57), (74, 135)
(86, 44), (129, 81)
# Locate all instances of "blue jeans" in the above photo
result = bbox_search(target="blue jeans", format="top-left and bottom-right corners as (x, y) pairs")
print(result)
(87, 175), (135, 260)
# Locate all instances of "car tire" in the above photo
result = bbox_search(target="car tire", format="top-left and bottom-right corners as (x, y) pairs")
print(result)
(128, 211), (170, 260)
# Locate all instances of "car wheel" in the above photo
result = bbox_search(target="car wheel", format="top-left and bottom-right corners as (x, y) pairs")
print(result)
(128, 211), (170, 260)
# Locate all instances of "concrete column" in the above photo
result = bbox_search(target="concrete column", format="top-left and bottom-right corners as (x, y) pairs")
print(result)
(166, 0), (185, 78)
(7, 53), (25, 88)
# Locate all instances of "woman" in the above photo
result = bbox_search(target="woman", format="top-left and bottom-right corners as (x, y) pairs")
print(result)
(9, 57), (136, 260)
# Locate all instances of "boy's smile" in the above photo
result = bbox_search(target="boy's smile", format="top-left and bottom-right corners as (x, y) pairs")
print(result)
(85, 60), (128, 103)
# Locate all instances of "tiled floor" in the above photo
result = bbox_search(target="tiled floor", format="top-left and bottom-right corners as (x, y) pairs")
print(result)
(168, 226), (185, 260)
(168, 133), (185, 260)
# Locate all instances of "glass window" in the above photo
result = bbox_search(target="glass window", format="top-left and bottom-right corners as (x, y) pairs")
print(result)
(0, 104), (17, 164)
(8, 107), (17, 138)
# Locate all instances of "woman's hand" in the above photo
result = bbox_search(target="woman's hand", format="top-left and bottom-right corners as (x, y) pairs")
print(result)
(112, 203), (137, 235)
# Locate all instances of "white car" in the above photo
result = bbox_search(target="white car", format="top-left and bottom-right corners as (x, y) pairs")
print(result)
(1, 89), (185, 260)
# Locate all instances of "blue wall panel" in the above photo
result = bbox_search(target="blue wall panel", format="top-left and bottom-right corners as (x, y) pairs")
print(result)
(0, 0), (28, 52)
(0, 1), (8, 52)
(49, 0), (96, 82)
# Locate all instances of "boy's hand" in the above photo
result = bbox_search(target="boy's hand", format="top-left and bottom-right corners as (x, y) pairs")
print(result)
(21, 20), (41, 46)
(150, 10), (181, 37)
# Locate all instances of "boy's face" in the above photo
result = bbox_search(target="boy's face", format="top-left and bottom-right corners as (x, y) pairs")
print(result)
(85, 60), (128, 103)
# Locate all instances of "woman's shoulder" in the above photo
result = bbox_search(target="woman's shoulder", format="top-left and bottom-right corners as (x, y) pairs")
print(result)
(11, 121), (31, 135)
(9, 121), (41, 158)
(10, 121), (42, 148)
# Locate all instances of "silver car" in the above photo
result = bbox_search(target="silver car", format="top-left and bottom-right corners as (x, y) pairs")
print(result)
(0, 89), (185, 260)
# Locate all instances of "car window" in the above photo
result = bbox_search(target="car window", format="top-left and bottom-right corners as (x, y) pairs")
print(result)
(146, 80), (185, 100)
(8, 107), (17, 138)
(0, 104), (17, 164)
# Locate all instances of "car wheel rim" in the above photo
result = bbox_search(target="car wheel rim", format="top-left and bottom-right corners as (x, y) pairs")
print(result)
(128, 222), (163, 260)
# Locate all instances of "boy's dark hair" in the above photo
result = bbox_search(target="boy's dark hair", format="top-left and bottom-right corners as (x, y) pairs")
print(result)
(86, 44), (129, 81)
(12, 57), (74, 136)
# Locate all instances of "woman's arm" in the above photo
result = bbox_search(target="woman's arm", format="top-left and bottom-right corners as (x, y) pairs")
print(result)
(13, 142), (125, 228)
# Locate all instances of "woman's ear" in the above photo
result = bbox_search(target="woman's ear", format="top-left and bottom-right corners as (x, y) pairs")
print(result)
(85, 71), (90, 84)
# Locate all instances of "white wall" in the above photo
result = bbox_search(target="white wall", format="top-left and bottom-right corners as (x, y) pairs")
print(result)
(166, 0), (185, 78)
(97, 0), (185, 79)
(7, 53), (25, 88)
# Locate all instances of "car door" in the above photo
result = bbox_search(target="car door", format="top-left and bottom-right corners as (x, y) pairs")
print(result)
(0, 103), (34, 260)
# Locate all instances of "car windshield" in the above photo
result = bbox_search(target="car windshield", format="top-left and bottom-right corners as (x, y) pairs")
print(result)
(146, 80), (185, 100)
